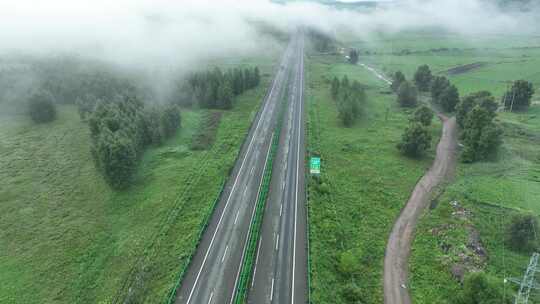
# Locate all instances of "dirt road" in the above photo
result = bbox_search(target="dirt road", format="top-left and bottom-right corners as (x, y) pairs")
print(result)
(383, 114), (458, 304)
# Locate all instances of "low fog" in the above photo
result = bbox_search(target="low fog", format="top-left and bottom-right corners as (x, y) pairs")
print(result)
(1, 0), (538, 66)
(0, 0), (538, 107)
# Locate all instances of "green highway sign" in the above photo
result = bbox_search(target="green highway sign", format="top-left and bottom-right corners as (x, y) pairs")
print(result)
(310, 157), (321, 174)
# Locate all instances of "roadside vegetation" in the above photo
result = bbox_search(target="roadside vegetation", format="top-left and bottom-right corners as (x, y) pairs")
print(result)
(306, 51), (441, 303)
(0, 54), (277, 303)
(347, 30), (540, 303)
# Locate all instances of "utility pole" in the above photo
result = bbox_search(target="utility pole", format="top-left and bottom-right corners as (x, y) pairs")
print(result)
(507, 252), (540, 304)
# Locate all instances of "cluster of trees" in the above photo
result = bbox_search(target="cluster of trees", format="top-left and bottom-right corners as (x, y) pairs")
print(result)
(330, 76), (367, 127)
(28, 90), (57, 123)
(348, 49), (359, 64)
(502, 79), (535, 111)
(397, 105), (434, 157)
(413, 64), (460, 112)
(457, 91), (502, 162)
(431, 75), (460, 112)
(185, 67), (260, 109)
(391, 71), (419, 107)
(88, 95), (181, 189)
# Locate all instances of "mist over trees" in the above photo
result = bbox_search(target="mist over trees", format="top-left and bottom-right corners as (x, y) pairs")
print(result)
(307, 29), (335, 53)
(330, 76), (367, 127)
(184, 67), (260, 109)
(502, 80), (535, 111)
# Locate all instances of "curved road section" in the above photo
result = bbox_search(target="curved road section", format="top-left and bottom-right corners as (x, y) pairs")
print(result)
(174, 39), (296, 304)
(383, 115), (458, 304)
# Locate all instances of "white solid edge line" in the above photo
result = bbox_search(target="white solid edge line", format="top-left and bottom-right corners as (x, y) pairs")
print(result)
(291, 33), (304, 304)
(184, 46), (282, 304)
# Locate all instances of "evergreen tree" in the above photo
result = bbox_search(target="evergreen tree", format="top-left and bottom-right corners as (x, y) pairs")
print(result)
(439, 84), (460, 112)
(412, 105), (434, 126)
(502, 80), (535, 111)
(331, 76), (340, 99)
(461, 105), (502, 162)
(397, 81), (418, 107)
(431, 76), (450, 104)
(391, 71), (406, 92)
(414, 65), (433, 92)
(348, 49), (359, 64)
(397, 122), (432, 157)
(28, 90), (57, 123)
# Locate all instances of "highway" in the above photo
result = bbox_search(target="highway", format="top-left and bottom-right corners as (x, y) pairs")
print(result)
(174, 36), (298, 304)
(248, 33), (308, 304)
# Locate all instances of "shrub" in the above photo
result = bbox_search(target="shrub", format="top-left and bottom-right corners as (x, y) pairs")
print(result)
(338, 250), (361, 276)
(397, 122), (432, 158)
(453, 272), (511, 304)
(506, 214), (539, 252)
(28, 90), (57, 123)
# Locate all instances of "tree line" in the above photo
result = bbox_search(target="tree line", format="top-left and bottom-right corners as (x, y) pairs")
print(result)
(184, 66), (260, 110)
(88, 94), (181, 189)
(392, 64), (535, 162)
(330, 75), (367, 127)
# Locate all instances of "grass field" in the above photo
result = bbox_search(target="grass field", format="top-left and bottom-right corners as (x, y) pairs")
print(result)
(354, 31), (540, 98)
(306, 53), (441, 304)
(343, 30), (540, 303)
(0, 56), (276, 303)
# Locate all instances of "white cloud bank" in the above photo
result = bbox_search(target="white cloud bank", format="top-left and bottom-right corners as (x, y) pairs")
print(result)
(0, 0), (537, 69)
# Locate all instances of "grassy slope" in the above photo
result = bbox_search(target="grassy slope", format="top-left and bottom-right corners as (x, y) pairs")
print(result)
(0, 57), (275, 303)
(306, 54), (441, 304)
(346, 31), (540, 303)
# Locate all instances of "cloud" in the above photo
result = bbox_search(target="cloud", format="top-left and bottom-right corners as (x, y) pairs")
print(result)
(0, 0), (537, 70)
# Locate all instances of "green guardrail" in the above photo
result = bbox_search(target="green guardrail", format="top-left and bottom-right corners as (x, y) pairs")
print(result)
(164, 180), (225, 304)
(232, 68), (291, 304)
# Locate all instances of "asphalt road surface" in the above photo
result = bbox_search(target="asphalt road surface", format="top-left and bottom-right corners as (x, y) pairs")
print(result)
(174, 38), (297, 304)
(383, 115), (458, 304)
(248, 33), (307, 304)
